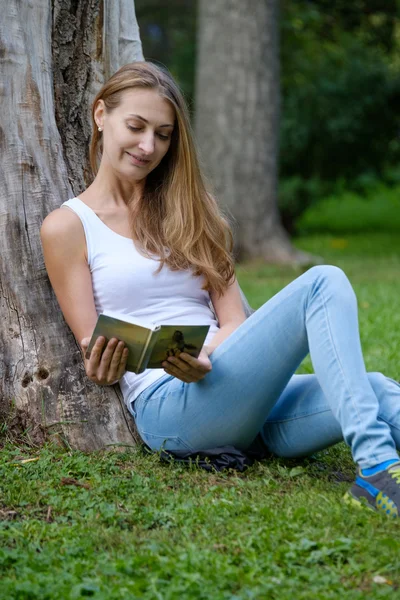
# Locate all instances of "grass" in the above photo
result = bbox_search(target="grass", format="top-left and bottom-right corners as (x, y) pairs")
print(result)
(2, 230), (400, 599)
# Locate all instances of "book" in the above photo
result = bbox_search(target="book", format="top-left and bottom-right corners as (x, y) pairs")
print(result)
(85, 310), (211, 374)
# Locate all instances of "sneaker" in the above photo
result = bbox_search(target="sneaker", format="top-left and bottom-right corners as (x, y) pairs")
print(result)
(344, 461), (400, 517)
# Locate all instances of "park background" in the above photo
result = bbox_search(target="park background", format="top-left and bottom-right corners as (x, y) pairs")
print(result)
(2, 1), (400, 598)
(137, 0), (400, 236)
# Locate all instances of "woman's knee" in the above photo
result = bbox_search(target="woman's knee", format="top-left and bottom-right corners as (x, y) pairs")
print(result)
(306, 264), (356, 299)
(368, 371), (387, 388)
(307, 264), (347, 282)
(368, 371), (399, 402)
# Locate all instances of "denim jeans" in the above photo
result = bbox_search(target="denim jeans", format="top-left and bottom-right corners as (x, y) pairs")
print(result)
(127, 266), (400, 469)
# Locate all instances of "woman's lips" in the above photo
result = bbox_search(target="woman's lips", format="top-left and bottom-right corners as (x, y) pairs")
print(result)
(126, 152), (151, 166)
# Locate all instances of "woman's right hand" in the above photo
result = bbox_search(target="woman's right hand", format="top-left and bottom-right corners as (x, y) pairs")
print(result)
(80, 336), (129, 386)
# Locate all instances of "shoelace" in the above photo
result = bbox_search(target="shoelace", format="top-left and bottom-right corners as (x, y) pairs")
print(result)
(389, 466), (400, 485)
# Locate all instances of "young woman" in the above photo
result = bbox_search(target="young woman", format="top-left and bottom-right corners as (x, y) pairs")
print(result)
(41, 62), (400, 518)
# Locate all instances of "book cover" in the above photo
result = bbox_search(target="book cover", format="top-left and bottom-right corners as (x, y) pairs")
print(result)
(85, 312), (210, 374)
(146, 325), (210, 369)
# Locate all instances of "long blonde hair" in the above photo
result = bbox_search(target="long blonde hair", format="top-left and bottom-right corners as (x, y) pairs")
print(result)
(90, 62), (235, 297)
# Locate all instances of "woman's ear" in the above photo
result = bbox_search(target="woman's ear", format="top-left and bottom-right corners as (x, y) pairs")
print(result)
(93, 99), (105, 130)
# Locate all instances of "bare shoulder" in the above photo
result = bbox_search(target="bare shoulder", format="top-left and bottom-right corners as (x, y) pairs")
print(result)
(41, 207), (84, 244)
(41, 207), (86, 258)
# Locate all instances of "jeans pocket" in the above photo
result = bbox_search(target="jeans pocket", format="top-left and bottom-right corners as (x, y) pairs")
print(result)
(128, 375), (175, 419)
(139, 431), (194, 453)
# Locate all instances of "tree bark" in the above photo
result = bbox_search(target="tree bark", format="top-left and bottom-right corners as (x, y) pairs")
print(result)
(0, 0), (144, 450)
(195, 0), (313, 264)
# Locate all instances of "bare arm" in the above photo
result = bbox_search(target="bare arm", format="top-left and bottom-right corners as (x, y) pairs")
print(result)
(206, 277), (247, 355)
(40, 208), (128, 385)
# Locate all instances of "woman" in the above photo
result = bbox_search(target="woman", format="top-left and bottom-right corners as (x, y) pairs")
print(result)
(41, 62), (400, 518)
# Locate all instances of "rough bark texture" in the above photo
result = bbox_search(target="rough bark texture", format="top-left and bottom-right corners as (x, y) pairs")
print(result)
(52, 0), (104, 191)
(103, 0), (144, 81)
(52, 0), (144, 192)
(0, 0), (143, 450)
(195, 0), (312, 264)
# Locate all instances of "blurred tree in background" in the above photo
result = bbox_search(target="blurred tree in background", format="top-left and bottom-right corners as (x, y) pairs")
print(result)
(136, 0), (400, 233)
(195, 0), (310, 263)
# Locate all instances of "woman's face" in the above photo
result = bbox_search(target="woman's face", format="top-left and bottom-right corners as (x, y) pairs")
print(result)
(96, 88), (175, 180)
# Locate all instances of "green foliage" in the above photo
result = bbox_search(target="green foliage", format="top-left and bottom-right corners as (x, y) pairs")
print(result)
(279, 1), (400, 229)
(278, 176), (333, 233)
(280, 38), (400, 180)
(280, 1), (400, 178)
(296, 183), (400, 234)
(284, 0), (399, 53)
(279, 175), (400, 234)
(3, 234), (400, 598)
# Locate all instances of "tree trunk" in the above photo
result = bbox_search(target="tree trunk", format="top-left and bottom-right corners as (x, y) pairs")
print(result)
(195, 0), (314, 264)
(0, 0), (144, 450)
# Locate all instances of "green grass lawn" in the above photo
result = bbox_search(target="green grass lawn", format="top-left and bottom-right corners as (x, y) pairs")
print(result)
(2, 232), (400, 599)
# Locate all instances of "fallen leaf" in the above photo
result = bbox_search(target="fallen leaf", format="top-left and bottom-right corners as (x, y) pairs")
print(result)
(213, 543), (227, 551)
(373, 575), (392, 585)
(330, 238), (348, 249)
(60, 477), (91, 489)
(0, 509), (18, 520)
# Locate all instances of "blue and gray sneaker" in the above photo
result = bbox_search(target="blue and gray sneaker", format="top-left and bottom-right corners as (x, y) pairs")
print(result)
(345, 461), (400, 517)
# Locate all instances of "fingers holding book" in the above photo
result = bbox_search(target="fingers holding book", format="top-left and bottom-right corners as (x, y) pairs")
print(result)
(80, 336), (129, 386)
(162, 348), (212, 384)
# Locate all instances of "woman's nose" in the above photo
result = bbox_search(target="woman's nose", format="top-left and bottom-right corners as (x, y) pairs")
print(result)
(138, 133), (155, 155)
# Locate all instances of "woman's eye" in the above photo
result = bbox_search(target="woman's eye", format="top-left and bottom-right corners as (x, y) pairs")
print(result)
(127, 125), (169, 141)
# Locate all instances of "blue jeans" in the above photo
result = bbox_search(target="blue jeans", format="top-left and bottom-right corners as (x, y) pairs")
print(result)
(128, 266), (400, 469)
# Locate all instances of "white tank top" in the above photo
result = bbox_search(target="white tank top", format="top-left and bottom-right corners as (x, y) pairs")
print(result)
(61, 198), (220, 406)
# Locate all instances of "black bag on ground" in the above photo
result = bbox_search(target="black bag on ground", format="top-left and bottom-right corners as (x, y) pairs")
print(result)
(145, 433), (270, 473)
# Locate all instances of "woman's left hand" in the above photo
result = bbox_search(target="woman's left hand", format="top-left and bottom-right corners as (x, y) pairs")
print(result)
(162, 348), (212, 383)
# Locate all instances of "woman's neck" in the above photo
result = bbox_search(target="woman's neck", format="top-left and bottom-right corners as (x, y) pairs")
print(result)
(82, 165), (145, 210)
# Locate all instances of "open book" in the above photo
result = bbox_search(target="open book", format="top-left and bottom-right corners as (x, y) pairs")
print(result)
(85, 311), (211, 374)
